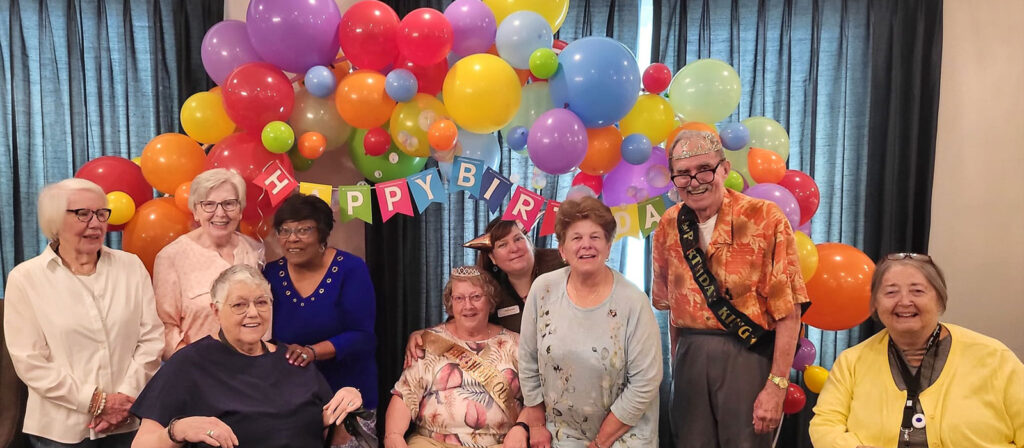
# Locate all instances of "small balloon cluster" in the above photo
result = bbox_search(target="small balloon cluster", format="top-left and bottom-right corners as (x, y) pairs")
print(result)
(783, 334), (829, 415)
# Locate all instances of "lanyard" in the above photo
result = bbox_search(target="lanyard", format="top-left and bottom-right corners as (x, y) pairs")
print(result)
(891, 324), (942, 442)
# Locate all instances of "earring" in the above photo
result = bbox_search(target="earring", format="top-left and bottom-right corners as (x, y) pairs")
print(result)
(491, 265), (499, 273)
(319, 244), (326, 253)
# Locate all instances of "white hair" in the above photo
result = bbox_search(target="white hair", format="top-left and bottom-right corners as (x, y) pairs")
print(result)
(37, 178), (108, 241)
(188, 168), (247, 211)
(209, 264), (271, 309)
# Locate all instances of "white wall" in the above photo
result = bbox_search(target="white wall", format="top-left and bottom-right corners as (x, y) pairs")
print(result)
(931, 0), (1024, 358)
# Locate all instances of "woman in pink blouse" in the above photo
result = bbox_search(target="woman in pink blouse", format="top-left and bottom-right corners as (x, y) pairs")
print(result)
(152, 168), (264, 359)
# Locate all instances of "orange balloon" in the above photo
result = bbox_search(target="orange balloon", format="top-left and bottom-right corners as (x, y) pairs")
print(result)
(427, 119), (458, 151)
(239, 215), (274, 240)
(298, 132), (327, 159)
(515, 68), (531, 86)
(140, 133), (206, 194)
(123, 197), (193, 274)
(679, 121), (720, 141)
(334, 70), (395, 129)
(802, 243), (876, 331)
(208, 86), (221, 94)
(579, 126), (623, 175)
(173, 182), (191, 213)
(664, 125), (685, 150)
(748, 147), (787, 184)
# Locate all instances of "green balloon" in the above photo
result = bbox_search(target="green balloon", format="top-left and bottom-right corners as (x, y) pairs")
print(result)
(741, 116), (790, 161)
(288, 148), (314, 172)
(724, 147), (753, 187)
(261, 121), (294, 154)
(500, 82), (554, 138)
(350, 128), (428, 183)
(529, 48), (559, 79)
(724, 170), (744, 192)
(668, 58), (741, 124)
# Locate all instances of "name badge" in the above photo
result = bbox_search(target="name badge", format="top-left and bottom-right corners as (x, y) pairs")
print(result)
(497, 305), (520, 318)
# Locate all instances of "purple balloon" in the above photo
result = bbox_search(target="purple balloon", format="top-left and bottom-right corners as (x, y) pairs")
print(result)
(792, 337), (817, 371)
(602, 147), (672, 207)
(445, 0), (497, 57)
(202, 21), (263, 85)
(527, 109), (587, 175)
(745, 183), (801, 228)
(246, 0), (341, 74)
(796, 220), (812, 234)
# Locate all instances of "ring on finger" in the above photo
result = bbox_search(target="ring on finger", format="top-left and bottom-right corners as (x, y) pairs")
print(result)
(300, 353), (309, 360)
(206, 429), (215, 437)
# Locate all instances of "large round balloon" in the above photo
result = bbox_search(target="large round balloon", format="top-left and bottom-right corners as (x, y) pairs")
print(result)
(443, 54), (521, 134)
(744, 183), (801, 229)
(527, 108), (587, 175)
(619, 93), (677, 145)
(140, 133), (207, 194)
(445, 0), (497, 57)
(748, 147), (787, 184)
(201, 20), (262, 85)
(221, 62), (294, 133)
(394, 56), (449, 96)
(668, 59), (741, 124)
(500, 82), (553, 139)
(245, 0), (341, 74)
(75, 156), (153, 210)
(777, 169), (820, 226)
(454, 129), (500, 170)
(335, 70), (396, 129)
(397, 8), (453, 67)
(180, 91), (235, 144)
(495, 11), (552, 70)
(205, 132), (295, 224)
(579, 126), (623, 175)
(338, 1), (400, 71)
(123, 197), (192, 274)
(289, 89), (353, 151)
(743, 116), (790, 161)
(802, 243), (875, 331)
(390, 93), (449, 157)
(602, 146), (672, 207)
(549, 37), (641, 128)
(483, 0), (569, 33)
(350, 128), (428, 182)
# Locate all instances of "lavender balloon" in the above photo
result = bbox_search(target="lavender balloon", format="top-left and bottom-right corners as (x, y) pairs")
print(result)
(445, 0), (497, 57)
(745, 183), (801, 228)
(246, 0), (341, 74)
(527, 109), (588, 175)
(792, 337), (817, 371)
(602, 147), (671, 207)
(201, 20), (263, 85)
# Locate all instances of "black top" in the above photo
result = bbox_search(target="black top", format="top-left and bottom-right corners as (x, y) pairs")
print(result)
(131, 336), (333, 448)
(489, 248), (566, 332)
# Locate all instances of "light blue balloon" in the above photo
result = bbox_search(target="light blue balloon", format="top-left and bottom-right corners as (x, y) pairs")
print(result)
(507, 126), (528, 152)
(385, 69), (418, 103)
(549, 37), (641, 128)
(304, 65), (336, 98)
(457, 129), (500, 170)
(495, 11), (553, 70)
(719, 122), (751, 151)
(621, 133), (653, 165)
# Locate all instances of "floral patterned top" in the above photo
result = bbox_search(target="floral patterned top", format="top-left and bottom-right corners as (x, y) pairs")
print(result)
(651, 188), (810, 330)
(392, 324), (522, 447)
(519, 268), (663, 447)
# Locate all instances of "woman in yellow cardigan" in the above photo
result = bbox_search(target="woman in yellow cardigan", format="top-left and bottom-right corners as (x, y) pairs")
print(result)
(809, 253), (1023, 448)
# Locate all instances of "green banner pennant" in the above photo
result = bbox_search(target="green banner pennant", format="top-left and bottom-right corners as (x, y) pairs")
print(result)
(639, 196), (667, 238)
(337, 185), (372, 224)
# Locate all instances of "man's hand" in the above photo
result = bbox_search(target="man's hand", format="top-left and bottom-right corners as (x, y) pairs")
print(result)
(752, 381), (786, 434)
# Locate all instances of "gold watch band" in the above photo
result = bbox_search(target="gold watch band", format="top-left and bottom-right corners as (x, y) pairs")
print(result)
(768, 373), (789, 389)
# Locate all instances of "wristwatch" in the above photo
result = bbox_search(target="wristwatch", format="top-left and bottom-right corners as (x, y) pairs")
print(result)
(768, 373), (789, 390)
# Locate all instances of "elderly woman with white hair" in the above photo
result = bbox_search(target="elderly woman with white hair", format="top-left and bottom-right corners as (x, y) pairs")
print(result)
(130, 264), (363, 448)
(152, 168), (265, 359)
(3, 178), (163, 447)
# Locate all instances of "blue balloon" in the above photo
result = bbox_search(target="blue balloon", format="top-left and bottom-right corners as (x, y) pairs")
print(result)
(507, 126), (528, 152)
(719, 122), (751, 151)
(549, 37), (641, 128)
(495, 11), (553, 70)
(457, 129), (500, 170)
(304, 65), (336, 98)
(621, 133), (652, 165)
(385, 69), (418, 103)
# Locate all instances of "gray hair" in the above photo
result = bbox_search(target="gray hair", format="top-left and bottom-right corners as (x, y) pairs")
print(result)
(188, 168), (247, 211)
(667, 130), (726, 161)
(441, 267), (500, 316)
(870, 257), (949, 316)
(210, 264), (272, 310)
(37, 178), (108, 241)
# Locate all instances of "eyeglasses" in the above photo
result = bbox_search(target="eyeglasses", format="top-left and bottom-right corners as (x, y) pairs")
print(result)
(670, 160), (726, 188)
(886, 253), (933, 263)
(66, 208), (112, 223)
(452, 293), (485, 304)
(198, 199), (241, 213)
(277, 225), (316, 239)
(225, 296), (272, 315)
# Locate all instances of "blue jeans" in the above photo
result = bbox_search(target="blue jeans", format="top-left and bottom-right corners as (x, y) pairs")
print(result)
(29, 431), (135, 448)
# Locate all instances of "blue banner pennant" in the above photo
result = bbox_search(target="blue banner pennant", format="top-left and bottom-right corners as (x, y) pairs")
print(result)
(478, 167), (513, 213)
(406, 168), (447, 213)
(450, 156), (485, 198)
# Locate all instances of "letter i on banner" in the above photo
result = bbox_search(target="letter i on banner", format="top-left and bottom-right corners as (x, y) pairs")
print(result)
(501, 186), (544, 231)
(338, 185), (372, 223)
(407, 168), (447, 213)
(638, 196), (667, 237)
(479, 167), (513, 212)
(375, 179), (414, 223)
(611, 203), (641, 241)
(539, 200), (560, 237)
(451, 156), (485, 197)
(299, 182), (333, 205)
(253, 161), (297, 206)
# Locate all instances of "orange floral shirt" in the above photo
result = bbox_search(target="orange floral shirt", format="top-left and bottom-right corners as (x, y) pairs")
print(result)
(652, 189), (809, 330)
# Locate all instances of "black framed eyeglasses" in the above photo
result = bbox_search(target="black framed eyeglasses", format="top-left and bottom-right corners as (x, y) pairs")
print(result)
(671, 159), (726, 188)
(66, 208), (112, 223)
(885, 253), (933, 263)
(198, 199), (241, 213)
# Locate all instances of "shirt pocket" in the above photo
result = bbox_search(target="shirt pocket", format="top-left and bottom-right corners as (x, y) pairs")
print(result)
(181, 282), (213, 319)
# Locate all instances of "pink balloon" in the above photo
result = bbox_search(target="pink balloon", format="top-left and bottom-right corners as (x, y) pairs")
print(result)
(339, 1), (400, 71)
(397, 8), (454, 66)
(527, 109), (587, 175)
(444, 0), (497, 57)
(745, 183), (801, 229)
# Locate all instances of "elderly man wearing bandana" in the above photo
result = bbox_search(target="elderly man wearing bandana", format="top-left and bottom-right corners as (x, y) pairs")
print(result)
(651, 131), (810, 448)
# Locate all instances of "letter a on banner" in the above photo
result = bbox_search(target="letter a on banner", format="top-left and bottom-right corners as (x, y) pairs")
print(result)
(611, 203), (641, 241)
(299, 182), (333, 205)
(638, 196), (667, 237)
(407, 168), (447, 213)
(539, 200), (560, 237)
(502, 186), (544, 231)
(253, 161), (297, 206)
(376, 179), (414, 223)
(451, 156), (485, 197)
(338, 185), (372, 223)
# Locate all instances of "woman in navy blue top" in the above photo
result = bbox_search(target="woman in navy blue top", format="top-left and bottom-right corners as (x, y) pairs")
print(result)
(263, 194), (378, 448)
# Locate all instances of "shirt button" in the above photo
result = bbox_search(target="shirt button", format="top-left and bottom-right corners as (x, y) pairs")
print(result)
(704, 316), (712, 321)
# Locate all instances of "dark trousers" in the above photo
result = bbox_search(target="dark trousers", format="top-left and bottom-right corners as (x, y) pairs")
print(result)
(28, 431), (135, 448)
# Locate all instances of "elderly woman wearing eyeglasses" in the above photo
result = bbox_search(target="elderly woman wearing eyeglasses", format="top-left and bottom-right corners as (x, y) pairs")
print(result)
(809, 253), (1024, 448)
(3, 178), (163, 447)
(152, 168), (265, 360)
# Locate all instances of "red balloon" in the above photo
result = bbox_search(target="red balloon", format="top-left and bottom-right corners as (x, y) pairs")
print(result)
(783, 384), (807, 414)
(75, 156), (154, 231)
(205, 133), (296, 224)
(363, 128), (392, 156)
(397, 8), (453, 66)
(552, 39), (568, 52)
(777, 169), (820, 226)
(802, 243), (876, 331)
(642, 63), (672, 94)
(394, 56), (449, 96)
(339, 0), (400, 71)
(123, 197), (192, 274)
(571, 172), (604, 196)
(221, 62), (295, 133)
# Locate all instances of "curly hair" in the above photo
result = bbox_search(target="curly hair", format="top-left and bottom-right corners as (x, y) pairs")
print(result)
(554, 196), (617, 244)
(441, 266), (501, 316)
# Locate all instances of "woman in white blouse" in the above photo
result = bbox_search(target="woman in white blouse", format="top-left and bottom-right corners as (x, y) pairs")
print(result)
(152, 168), (264, 359)
(3, 178), (163, 447)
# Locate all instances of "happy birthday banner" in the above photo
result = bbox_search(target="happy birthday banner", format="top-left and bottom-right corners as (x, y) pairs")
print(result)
(255, 156), (674, 240)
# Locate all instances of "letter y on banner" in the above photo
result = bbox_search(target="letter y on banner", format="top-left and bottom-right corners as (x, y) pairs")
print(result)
(501, 186), (544, 231)
(376, 179), (414, 223)
(253, 161), (297, 206)
(407, 168), (447, 213)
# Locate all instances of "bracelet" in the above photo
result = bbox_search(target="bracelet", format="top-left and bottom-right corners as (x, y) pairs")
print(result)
(513, 421), (531, 437)
(93, 392), (107, 417)
(88, 388), (102, 415)
(167, 417), (184, 443)
(304, 345), (317, 361)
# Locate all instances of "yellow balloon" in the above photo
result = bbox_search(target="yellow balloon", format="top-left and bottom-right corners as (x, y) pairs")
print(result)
(803, 365), (829, 394)
(131, 156), (142, 166)
(620, 94), (677, 145)
(180, 91), (235, 144)
(443, 54), (522, 134)
(390, 93), (449, 158)
(484, 0), (569, 33)
(794, 231), (819, 282)
(106, 191), (136, 225)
